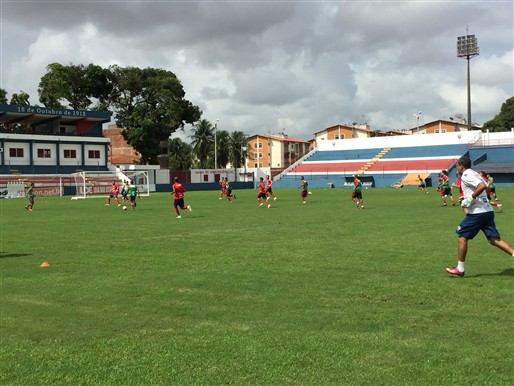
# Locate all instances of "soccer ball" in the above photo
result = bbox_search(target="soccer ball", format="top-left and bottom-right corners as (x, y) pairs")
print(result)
(122, 206), (128, 210)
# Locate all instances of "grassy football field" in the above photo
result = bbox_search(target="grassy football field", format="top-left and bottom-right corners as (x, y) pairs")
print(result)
(1, 186), (513, 385)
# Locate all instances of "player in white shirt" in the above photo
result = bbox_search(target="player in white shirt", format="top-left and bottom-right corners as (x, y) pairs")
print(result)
(446, 157), (514, 277)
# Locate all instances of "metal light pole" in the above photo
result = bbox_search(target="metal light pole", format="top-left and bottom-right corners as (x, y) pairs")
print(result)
(214, 119), (219, 169)
(457, 32), (479, 131)
(414, 111), (422, 133)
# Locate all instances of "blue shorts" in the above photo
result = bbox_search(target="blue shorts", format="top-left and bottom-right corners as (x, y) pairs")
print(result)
(456, 211), (500, 240)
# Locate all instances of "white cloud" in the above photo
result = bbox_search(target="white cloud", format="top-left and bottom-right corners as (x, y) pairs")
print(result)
(1, 1), (513, 140)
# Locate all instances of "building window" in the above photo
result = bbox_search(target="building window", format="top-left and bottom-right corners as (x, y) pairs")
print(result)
(88, 150), (100, 159)
(64, 149), (77, 159)
(253, 163), (263, 168)
(253, 142), (263, 149)
(335, 134), (345, 139)
(203, 174), (209, 182)
(9, 148), (24, 157)
(37, 148), (51, 158)
(441, 129), (447, 133)
(434, 129), (439, 133)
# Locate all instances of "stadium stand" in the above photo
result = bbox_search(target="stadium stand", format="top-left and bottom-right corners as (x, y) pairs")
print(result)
(273, 132), (479, 188)
(400, 173), (431, 186)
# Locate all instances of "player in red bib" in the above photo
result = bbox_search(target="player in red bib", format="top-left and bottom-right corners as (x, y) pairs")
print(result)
(171, 177), (192, 219)
(298, 176), (311, 204)
(219, 177), (227, 200)
(106, 180), (121, 207)
(479, 171), (502, 212)
(265, 175), (277, 201)
(257, 177), (270, 208)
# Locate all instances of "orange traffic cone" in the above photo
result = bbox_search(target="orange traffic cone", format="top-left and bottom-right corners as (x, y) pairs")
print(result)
(40, 262), (50, 267)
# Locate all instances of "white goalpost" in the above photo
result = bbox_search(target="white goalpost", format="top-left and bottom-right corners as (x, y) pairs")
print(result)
(71, 170), (150, 200)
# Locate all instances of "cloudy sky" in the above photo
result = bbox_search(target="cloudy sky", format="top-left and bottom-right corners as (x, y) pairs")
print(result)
(1, 0), (512, 141)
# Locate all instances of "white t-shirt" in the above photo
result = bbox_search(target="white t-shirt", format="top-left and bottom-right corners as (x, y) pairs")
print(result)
(461, 168), (493, 214)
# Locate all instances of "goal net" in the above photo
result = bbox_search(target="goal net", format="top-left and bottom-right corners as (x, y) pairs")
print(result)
(71, 170), (150, 200)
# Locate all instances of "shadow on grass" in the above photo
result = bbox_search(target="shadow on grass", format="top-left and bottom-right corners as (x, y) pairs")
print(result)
(466, 268), (514, 278)
(0, 252), (32, 259)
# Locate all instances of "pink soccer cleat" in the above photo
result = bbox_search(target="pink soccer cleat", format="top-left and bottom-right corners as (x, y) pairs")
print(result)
(446, 267), (464, 277)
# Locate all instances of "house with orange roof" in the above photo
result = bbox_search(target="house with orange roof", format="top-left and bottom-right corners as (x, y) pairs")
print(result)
(245, 134), (311, 170)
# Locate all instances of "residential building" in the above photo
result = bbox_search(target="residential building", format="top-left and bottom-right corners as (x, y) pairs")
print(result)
(313, 124), (373, 147)
(409, 119), (481, 134)
(246, 134), (311, 170)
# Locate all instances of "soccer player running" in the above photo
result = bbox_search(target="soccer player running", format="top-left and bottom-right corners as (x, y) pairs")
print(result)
(106, 180), (121, 207)
(265, 175), (277, 201)
(351, 174), (364, 209)
(417, 174), (429, 194)
(439, 170), (455, 206)
(479, 171), (502, 212)
(225, 179), (236, 203)
(446, 157), (514, 277)
(171, 176), (192, 218)
(24, 182), (35, 211)
(127, 180), (138, 210)
(298, 176), (311, 204)
(486, 173), (499, 201)
(219, 177), (227, 200)
(119, 181), (127, 202)
(257, 177), (270, 208)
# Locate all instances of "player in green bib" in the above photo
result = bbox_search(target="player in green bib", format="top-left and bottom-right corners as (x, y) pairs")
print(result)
(351, 174), (364, 209)
(128, 181), (138, 210)
(25, 182), (35, 211)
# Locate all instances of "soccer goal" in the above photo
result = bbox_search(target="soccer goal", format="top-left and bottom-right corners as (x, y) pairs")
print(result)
(71, 170), (150, 200)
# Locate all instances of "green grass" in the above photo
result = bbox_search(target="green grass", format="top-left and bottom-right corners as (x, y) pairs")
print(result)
(1, 187), (513, 385)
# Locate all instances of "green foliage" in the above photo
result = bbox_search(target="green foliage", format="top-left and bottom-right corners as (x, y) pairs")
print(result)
(189, 122), (248, 168)
(110, 66), (202, 164)
(36, 63), (202, 163)
(169, 137), (193, 170)
(9, 91), (30, 106)
(190, 119), (215, 166)
(1, 188), (513, 385)
(38, 63), (68, 108)
(37, 63), (112, 110)
(215, 130), (231, 168)
(0, 88), (9, 104)
(483, 96), (514, 132)
(230, 131), (247, 168)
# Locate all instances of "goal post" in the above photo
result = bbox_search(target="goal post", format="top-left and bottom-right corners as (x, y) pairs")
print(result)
(71, 170), (150, 200)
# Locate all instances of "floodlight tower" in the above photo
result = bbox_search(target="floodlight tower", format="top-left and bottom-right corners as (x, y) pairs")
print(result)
(214, 119), (219, 168)
(457, 32), (479, 131)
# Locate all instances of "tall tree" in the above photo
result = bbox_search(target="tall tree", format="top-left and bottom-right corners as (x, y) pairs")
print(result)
(229, 131), (247, 168)
(110, 66), (202, 164)
(10, 91), (31, 106)
(168, 138), (193, 170)
(215, 130), (231, 168)
(38, 63), (112, 110)
(0, 88), (7, 104)
(38, 63), (68, 108)
(190, 119), (214, 167)
(483, 97), (514, 132)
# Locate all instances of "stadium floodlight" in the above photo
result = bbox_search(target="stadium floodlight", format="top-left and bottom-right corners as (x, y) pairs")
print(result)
(457, 32), (479, 131)
(214, 119), (219, 169)
(414, 111), (422, 132)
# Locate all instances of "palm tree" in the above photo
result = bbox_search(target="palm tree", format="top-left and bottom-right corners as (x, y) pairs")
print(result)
(229, 131), (247, 168)
(190, 119), (214, 166)
(168, 138), (193, 170)
(215, 130), (231, 168)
